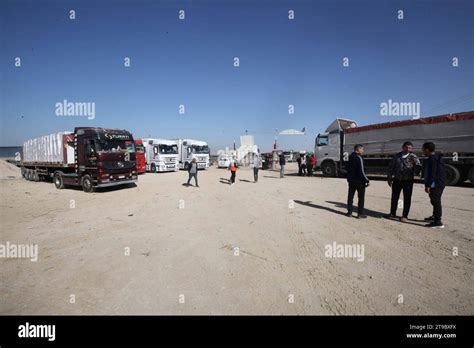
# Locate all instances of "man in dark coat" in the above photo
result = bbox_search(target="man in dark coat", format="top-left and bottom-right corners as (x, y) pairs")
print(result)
(345, 144), (370, 218)
(422, 142), (446, 228)
(387, 141), (421, 222)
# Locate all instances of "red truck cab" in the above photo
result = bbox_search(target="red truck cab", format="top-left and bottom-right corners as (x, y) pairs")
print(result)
(135, 139), (146, 174)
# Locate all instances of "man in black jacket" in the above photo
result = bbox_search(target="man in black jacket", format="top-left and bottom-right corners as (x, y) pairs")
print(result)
(346, 144), (370, 218)
(279, 153), (286, 178)
(422, 142), (446, 228)
(387, 141), (421, 222)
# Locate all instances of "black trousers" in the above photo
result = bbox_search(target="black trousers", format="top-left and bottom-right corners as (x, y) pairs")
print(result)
(298, 164), (302, 176)
(187, 172), (198, 186)
(253, 168), (259, 182)
(230, 171), (236, 183)
(430, 186), (445, 223)
(347, 182), (366, 215)
(307, 164), (313, 177)
(390, 179), (414, 218)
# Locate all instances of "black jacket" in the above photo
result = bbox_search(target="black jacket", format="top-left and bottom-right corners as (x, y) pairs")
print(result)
(423, 154), (446, 188)
(279, 155), (286, 165)
(346, 152), (369, 184)
(387, 152), (421, 181)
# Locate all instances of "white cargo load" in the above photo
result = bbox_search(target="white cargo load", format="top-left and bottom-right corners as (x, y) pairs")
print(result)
(23, 132), (72, 163)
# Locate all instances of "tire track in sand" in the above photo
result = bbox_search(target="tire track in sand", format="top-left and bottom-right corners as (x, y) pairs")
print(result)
(286, 208), (376, 314)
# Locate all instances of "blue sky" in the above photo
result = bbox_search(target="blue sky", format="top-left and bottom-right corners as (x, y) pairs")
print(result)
(1, 0), (473, 153)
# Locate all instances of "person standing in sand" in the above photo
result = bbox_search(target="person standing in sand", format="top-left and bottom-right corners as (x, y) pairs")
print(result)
(297, 154), (302, 176)
(279, 152), (286, 178)
(387, 141), (420, 222)
(301, 154), (307, 176)
(345, 144), (369, 219)
(422, 142), (446, 229)
(252, 153), (262, 183)
(186, 158), (199, 187)
(228, 157), (238, 185)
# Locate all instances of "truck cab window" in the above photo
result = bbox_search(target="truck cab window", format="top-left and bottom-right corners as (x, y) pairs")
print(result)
(86, 140), (96, 156)
(317, 136), (328, 146)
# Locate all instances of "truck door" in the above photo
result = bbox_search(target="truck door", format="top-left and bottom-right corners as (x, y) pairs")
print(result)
(84, 139), (98, 168)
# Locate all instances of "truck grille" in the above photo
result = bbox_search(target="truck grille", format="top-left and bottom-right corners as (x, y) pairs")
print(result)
(102, 161), (135, 171)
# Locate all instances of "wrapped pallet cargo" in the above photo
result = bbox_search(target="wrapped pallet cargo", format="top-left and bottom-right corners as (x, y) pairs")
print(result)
(23, 132), (72, 163)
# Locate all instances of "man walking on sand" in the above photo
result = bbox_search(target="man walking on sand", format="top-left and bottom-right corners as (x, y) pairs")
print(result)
(229, 157), (238, 185)
(186, 158), (199, 187)
(279, 152), (286, 178)
(345, 144), (369, 219)
(252, 153), (262, 183)
(387, 141), (421, 222)
(422, 142), (446, 228)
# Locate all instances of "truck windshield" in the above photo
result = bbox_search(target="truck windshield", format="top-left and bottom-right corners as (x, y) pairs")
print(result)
(96, 140), (135, 153)
(135, 144), (145, 154)
(192, 145), (209, 154)
(316, 136), (328, 146)
(159, 144), (178, 154)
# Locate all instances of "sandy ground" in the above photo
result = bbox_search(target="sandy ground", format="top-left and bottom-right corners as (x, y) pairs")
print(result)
(0, 160), (473, 315)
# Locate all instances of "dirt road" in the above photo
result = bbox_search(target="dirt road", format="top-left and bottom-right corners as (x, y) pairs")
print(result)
(1, 161), (472, 314)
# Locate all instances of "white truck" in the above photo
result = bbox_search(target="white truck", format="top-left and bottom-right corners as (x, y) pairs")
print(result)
(142, 138), (179, 172)
(175, 139), (210, 170)
(314, 111), (474, 185)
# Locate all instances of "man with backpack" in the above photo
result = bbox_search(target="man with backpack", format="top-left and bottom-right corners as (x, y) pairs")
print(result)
(228, 157), (238, 186)
(387, 141), (421, 222)
(422, 142), (446, 228)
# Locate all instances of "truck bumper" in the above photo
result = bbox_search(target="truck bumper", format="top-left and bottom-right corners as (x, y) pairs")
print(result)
(96, 179), (137, 188)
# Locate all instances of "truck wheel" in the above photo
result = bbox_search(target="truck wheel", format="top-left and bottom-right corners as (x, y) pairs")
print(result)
(21, 167), (26, 178)
(184, 162), (189, 170)
(445, 164), (461, 186)
(321, 161), (336, 177)
(53, 172), (64, 189)
(82, 175), (94, 193)
(32, 170), (39, 182)
(26, 169), (32, 181)
(150, 163), (157, 173)
(468, 167), (474, 185)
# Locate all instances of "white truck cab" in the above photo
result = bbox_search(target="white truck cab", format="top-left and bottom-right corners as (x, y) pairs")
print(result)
(176, 139), (210, 170)
(142, 138), (179, 172)
(314, 118), (357, 176)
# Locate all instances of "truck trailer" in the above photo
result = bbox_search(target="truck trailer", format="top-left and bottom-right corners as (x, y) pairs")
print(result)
(21, 127), (137, 192)
(175, 139), (210, 170)
(314, 111), (474, 186)
(142, 138), (179, 172)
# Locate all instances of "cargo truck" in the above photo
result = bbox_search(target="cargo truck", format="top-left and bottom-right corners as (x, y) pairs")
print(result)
(142, 138), (179, 172)
(175, 139), (210, 170)
(314, 111), (474, 186)
(134, 139), (146, 174)
(21, 127), (137, 192)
